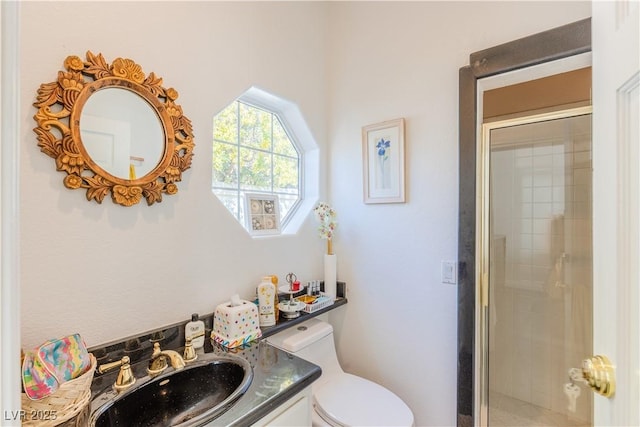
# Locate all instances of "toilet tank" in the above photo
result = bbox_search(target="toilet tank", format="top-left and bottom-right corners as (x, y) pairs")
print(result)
(266, 318), (343, 378)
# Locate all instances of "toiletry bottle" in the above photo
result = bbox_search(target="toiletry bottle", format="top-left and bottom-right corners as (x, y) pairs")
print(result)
(270, 275), (279, 321)
(258, 277), (276, 327)
(185, 313), (205, 349)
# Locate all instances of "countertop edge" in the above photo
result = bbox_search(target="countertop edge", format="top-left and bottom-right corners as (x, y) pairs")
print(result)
(220, 365), (321, 427)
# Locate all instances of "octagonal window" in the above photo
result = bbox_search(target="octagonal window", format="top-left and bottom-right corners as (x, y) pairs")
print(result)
(212, 87), (318, 235)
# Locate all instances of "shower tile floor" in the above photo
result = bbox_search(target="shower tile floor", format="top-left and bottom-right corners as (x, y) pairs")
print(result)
(489, 391), (590, 427)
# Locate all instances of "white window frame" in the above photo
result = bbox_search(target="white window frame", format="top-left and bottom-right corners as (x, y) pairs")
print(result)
(212, 86), (319, 236)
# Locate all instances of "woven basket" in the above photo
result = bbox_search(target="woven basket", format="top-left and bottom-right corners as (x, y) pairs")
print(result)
(21, 354), (97, 427)
(301, 292), (335, 314)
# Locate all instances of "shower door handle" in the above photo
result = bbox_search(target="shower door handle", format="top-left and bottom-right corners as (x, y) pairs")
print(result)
(570, 355), (616, 397)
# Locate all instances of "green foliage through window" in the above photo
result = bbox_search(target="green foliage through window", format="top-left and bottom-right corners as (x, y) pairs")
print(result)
(212, 101), (300, 229)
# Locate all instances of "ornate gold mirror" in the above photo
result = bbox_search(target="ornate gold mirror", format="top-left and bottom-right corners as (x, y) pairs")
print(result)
(33, 51), (195, 206)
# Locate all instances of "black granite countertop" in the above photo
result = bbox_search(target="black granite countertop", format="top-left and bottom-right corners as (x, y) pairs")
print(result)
(205, 340), (319, 426)
(90, 340), (321, 426)
(88, 295), (346, 426)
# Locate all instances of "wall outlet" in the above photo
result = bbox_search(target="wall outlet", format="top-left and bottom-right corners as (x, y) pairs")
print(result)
(442, 261), (457, 285)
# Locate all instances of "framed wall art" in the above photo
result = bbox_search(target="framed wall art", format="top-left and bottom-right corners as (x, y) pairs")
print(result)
(362, 118), (406, 204)
(244, 193), (281, 236)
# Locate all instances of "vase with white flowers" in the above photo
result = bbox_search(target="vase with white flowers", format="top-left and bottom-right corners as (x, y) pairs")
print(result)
(314, 202), (338, 298)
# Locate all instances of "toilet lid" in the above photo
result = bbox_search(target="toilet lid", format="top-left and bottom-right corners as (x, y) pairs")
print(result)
(313, 373), (414, 427)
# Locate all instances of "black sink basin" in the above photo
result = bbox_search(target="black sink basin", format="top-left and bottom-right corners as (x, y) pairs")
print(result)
(91, 355), (252, 427)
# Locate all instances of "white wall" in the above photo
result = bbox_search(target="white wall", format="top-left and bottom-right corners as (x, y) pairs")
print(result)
(326, 2), (590, 426)
(20, 1), (329, 345)
(18, 2), (591, 426)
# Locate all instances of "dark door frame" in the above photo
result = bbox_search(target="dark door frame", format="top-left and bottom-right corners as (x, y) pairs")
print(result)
(457, 18), (591, 426)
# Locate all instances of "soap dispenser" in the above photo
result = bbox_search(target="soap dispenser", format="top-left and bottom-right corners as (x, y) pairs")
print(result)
(185, 313), (205, 349)
(257, 277), (276, 327)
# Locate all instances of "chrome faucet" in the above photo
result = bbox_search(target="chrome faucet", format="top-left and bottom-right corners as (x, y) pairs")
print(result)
(148, 342), (185, 375)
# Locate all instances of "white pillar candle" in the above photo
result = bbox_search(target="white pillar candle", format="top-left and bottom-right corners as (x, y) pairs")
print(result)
(324, 253), (337, 298)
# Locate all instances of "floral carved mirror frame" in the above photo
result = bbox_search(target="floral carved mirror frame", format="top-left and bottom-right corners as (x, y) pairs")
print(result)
(33, 51), (195, 206)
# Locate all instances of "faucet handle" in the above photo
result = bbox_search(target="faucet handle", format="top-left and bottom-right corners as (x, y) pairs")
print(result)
(183, 337), (198, 363)
(152, 342), (162, 356)
(98, 356), (136, 392)
(148, 343), (168, 375)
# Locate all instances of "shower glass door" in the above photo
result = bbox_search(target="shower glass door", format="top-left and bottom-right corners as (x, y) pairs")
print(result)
(481, 108), (593, 427)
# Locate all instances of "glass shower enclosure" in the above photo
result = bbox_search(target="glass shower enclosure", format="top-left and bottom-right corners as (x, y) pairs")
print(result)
(478, 108), (593, 427)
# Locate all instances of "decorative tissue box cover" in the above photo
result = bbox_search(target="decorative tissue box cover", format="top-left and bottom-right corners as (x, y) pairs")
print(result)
(211, 300), (262, 348)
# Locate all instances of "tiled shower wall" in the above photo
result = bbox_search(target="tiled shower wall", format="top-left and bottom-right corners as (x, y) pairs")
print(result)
(488, 115), (592, 424)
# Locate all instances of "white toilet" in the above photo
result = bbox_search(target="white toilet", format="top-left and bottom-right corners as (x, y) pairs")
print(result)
(266, 318), (415, 427)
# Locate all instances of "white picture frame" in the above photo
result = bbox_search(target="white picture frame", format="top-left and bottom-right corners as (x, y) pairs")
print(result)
(244, 193), (281, 236)
(362, 118), (406, 204)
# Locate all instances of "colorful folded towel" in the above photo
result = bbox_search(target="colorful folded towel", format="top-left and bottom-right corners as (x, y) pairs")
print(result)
(22, 333), (93, 400)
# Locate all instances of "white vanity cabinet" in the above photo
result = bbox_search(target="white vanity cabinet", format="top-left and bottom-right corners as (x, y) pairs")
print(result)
(251, 386), (312, 426)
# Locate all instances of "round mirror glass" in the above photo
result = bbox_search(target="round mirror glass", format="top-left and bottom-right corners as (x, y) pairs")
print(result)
(79, 87), (165, 180)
